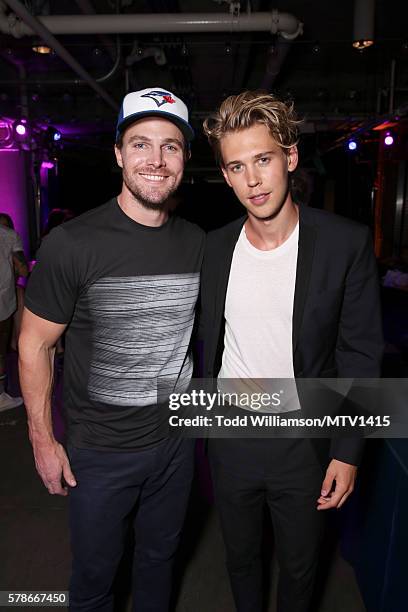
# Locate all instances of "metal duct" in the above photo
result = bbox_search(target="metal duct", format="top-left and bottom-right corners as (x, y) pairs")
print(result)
(0, 7), (303, 38)
(260, 40), (292, 90)
(353, 0), (375, 47)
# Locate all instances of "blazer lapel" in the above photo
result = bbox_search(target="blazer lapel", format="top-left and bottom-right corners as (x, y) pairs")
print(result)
(214, 217), (246, 323)
(292, 206), (316, 356)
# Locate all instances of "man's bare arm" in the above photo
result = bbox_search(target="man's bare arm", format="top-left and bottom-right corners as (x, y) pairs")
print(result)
(18, 308), (76, 496)
(13, 250), (28, 278)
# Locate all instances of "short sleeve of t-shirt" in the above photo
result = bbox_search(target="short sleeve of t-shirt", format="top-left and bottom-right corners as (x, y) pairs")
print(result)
(25, 227), (80, 324)
(11, 232), (24, 253)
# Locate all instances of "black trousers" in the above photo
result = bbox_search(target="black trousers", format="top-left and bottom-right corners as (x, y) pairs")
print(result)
(209, 438), (326, 612)
(67, 438), (194, 612)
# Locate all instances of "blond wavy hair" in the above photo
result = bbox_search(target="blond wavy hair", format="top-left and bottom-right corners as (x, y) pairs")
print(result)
(203, 90), (301, 166)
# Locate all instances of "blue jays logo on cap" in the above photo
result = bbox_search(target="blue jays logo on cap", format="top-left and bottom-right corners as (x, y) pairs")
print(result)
(141, 90), (176, 108)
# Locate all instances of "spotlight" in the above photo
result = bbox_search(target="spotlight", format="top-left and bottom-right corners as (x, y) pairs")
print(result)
(347, 138), (358, 151)
(352, 40), (374, 50)
(384, 131), (394, 146)
(46, 126), (62, 144)
(353, 0), (375, 50)
(13, 119), (28, 139)
(15, 123), (26, 136)
(41, 160), (54, 170)
(32, 41), (52, 54)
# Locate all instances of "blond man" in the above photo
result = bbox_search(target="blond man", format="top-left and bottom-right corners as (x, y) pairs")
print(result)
(200, 91), (383, 612)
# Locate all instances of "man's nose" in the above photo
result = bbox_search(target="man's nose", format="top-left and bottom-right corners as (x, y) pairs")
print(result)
(147, 146), (165, 168)
(246, 166), (260, 188)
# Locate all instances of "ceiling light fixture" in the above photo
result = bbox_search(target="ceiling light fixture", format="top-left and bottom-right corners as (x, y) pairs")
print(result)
(352, 0), (375, 50)
(352, 40), (374, 50)
(32, 43), (52, 54)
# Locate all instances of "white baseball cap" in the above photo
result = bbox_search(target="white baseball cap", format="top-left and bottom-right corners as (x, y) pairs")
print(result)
(116, 87), (194, 142)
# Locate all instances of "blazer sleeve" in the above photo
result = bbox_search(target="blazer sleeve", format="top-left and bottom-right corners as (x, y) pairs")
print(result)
(330, 226), (384, 465)
(195, 237), (212, 378)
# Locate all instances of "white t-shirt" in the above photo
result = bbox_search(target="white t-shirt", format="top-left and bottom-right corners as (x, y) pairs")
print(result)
(0, 226), (23, 321)
(218, 223), (299, 410)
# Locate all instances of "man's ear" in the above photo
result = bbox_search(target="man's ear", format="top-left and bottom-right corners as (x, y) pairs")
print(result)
(114, 144), (123, 169)
(287, 145), (298, 173)
(221, 165), (233, 188)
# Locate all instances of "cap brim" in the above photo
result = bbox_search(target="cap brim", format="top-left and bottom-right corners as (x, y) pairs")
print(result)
(116, 110), (194, 142)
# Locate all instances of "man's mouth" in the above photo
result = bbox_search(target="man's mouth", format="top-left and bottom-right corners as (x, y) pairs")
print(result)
(248, 192), (270, 205)
(139, 173), (168, 182)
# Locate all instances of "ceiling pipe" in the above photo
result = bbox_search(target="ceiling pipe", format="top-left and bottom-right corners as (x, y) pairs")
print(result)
(0, 6), (303, 38)
(260, 40), (292, 90)
(389, 59), (396, 113)
(126, 43), (167, 68)
(1, 0), (118, 110)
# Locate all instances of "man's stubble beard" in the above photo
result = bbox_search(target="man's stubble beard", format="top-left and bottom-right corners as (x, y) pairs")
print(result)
(123, 167), (181, 211)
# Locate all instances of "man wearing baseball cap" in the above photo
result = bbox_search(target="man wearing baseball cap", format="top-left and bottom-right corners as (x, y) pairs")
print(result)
(19, 88), (204, 611)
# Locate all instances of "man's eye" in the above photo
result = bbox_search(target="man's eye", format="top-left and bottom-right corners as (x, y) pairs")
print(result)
(231, 164), (242, 173)
(258, 157), (270, 165)
(164, 144), (178, 152)
(134, 142), (147, 149)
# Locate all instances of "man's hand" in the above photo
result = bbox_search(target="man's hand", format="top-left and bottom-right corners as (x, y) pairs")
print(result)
(32, 440), (77, 496)
(317, 459), (357, 510)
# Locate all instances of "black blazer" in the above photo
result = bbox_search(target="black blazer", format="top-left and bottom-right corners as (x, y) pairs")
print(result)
(198, 204), (384, 466)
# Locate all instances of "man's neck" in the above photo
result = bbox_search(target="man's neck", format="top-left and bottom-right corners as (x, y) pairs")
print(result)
(117, 190), (168, 227)
(245, 200), (299, 251)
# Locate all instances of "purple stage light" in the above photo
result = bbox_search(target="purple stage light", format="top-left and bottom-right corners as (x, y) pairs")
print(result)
(41, 160), (54, 169)
(384, 132), (394, 146)
(15, 123), (26, 136)
(348, 139), (358, 151)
